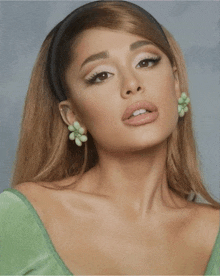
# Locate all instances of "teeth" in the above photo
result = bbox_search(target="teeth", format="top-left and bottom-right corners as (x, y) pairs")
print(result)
(132, 109), (149, 117)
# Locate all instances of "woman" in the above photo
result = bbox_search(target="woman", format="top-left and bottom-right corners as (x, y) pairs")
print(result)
(0, 0), (219, 275)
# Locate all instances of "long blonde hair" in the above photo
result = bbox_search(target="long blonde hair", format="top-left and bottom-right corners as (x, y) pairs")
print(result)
(10, 0), (220, 209)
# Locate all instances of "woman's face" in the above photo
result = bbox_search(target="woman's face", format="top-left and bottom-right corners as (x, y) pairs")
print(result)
(63, 28), (181, 152)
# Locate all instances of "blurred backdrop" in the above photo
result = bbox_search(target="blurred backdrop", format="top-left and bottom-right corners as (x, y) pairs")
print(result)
(0, 0), (219, 203)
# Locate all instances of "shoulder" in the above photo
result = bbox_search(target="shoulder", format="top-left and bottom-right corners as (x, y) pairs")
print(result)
(191, 202), (220, 228)
(14, 181), (39, 192)
(6, 182), (47, 210)
(12, 177), (81, 213)
(189, 203), (220, 249)
(13, 182), (56, 213)
(15, 175), (78, 192)
(0, 182), (39, 211)
(0, 183), (44, 231)
(13, 181), (47, 200)
(196, 203), (219, 222)
(206, 204), (219, 228)
(200, 204), (220, 251)
(14, 175), (80, 193)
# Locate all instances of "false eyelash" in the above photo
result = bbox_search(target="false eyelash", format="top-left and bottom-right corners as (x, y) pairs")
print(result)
(86, 71), (106, 83)
(86, 56), (161, 85)
(137, 56), (161, 67)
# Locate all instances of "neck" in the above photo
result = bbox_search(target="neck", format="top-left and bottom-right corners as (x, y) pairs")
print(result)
(84, 140), (186, 223)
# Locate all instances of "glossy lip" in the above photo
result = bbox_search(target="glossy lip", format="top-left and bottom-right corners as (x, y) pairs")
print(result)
(123, 110), (159, 126)
(122, 100), (158, 121)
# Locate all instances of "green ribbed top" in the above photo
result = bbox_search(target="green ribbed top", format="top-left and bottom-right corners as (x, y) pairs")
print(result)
(0, 188), (73, 275)
(0, 188), (219, 275)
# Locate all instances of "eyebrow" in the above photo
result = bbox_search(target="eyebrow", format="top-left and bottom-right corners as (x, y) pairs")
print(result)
(80, 40), (154, 70)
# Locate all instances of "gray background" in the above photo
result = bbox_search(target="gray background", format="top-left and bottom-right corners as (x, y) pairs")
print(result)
(0, 1), (219, 203)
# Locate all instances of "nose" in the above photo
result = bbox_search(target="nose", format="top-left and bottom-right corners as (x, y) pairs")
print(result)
(120, 70), (144, 98)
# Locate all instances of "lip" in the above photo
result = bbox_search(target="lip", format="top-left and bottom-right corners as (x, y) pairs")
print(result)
(122, 100), (158, 121)
(123, 110), (159, 126)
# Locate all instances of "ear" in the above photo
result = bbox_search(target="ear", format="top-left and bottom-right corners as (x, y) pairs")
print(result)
(172, 66), (181, 99)
(58, 101), (75, 126)
(58, 101), (87, 132)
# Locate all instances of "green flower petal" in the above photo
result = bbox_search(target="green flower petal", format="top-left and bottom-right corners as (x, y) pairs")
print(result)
(75, 137), (82, 146)
(181, 92), (187, 99)
(69, 132), (75, 140)
(68, 125), (75, 132)
(178, 105), (182, 113)
(78, 127), (84, 134)
(73, 121), (80, 130)
(184, 106), (188, 112)
(178, 98), (184, 104)
(79, 135), (88, 142)
(180, 109), (185, 117)
(185, 98), (190, 104)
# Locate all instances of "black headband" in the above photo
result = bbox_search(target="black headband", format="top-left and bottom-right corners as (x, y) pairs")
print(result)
(47, 0), (170, 102)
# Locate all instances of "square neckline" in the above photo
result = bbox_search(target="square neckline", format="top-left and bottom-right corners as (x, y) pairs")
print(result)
(4, 187), (220, 276)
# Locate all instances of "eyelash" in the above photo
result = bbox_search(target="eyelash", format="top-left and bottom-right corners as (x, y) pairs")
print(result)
(85, 56), (161, 85)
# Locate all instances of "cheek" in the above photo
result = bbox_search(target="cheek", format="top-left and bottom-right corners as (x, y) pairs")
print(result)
(162, 72), (178, 114)
(150, 68), (177, 106)
(143, 69), (178, 130)
(75, 94), (117, 135)
(67, 79), (120, 139)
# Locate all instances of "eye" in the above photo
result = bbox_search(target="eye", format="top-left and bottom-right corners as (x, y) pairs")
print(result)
(85, 72), (113, 85)
(136, 57), (161, 68)
(85, 56), (161, 85)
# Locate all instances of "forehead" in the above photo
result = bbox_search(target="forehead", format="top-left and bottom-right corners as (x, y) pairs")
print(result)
(72, 28), (160, 62)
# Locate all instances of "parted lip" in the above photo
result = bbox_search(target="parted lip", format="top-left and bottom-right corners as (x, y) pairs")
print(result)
(122, 100), (158, 121)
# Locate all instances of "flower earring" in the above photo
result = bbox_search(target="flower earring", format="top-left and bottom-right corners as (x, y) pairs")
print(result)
(68, 121), (88, 146)
(178, 92), (190, 117)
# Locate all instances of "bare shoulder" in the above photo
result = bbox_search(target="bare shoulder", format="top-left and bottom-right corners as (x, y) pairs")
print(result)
(197, 202), (219, 220)
(13, 176), (81, 206)
(192, 202), (219, 225)
(193, 202), (220, 243)
(181, 201), (220, 257)
(13, 182), (47, 205)
(14, 182), (41, 194)
(13, 180), (73, 220)
(14, 175), (80, 194)
(206, 204), (220, 228)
